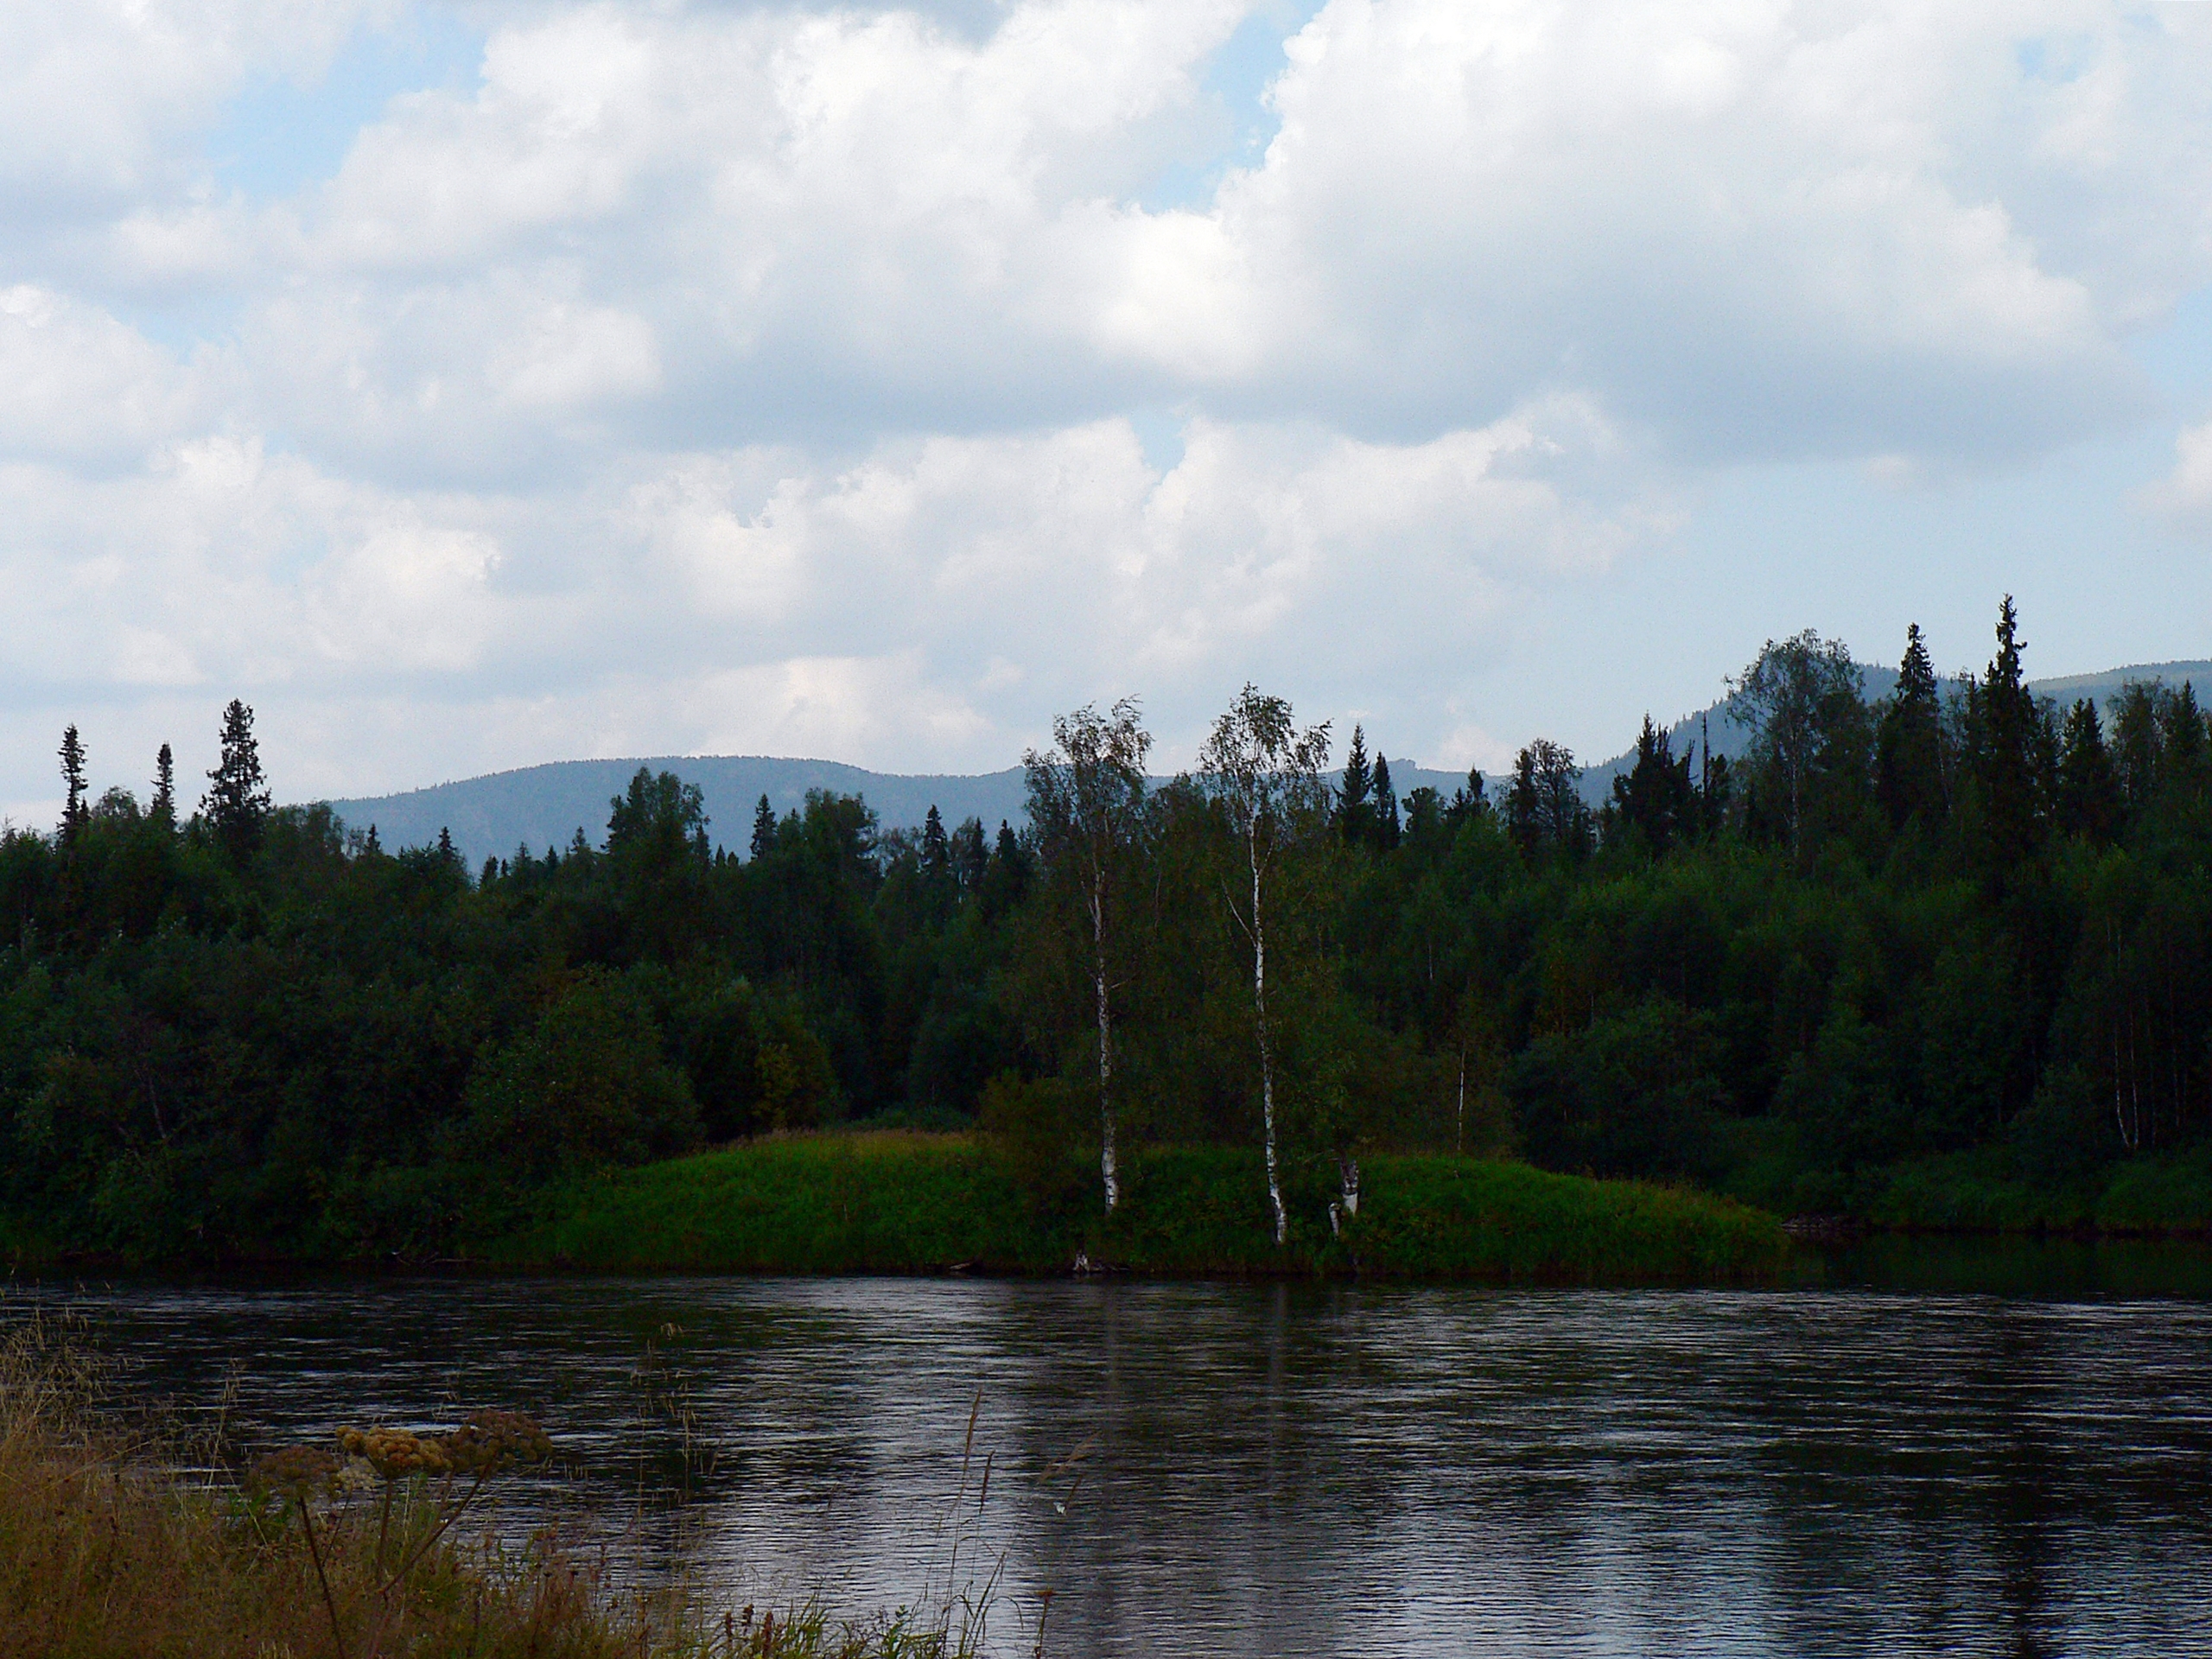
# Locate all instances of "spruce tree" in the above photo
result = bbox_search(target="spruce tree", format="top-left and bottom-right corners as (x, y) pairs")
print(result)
(1611, 715), (1694, 853)
(954, 816), (989, 893)
(920, 804), (951, 880)
(151, 742), (175, 825)
(1371, 753), (1401, 852)
(201, 698), (271, 861)
(2055, 698), (2120, 841)
(750, 793), (777, 861)
(1875, 623), (1946, 830)
(1963, 597), (2047, 874)
(58, 725), (87, 841)
(1338, 724), (1373, 846)
(1445, 766), (1487, 828)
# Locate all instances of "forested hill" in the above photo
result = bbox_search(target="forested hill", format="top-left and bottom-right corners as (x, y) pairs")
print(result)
(328, 758), (1030, 868)
(321, 662), (2212, 866)
(9, 604), (2212, 1263)
(1581, 661), (2212, 801)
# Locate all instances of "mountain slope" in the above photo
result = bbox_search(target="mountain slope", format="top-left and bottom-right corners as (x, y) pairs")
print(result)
(319, 662), (2212, 863)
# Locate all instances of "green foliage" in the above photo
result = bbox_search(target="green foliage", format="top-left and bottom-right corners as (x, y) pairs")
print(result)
(493, 1132), (1789, 1282)
(10, 606), (2212, 1267)
(457, 969), (702, 1185)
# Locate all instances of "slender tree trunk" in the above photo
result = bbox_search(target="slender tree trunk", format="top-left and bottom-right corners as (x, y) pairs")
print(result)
(1457, 1046), (1466, 1155)
(1091, 873), (1118, 1213)
(1250, 834), (1286, 1246)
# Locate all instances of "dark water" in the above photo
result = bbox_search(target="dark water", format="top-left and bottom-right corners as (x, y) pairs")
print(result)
(19, 1251), (2212, 1656)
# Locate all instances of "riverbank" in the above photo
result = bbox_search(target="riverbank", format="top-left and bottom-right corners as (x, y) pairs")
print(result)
(1719, 1127), (2212, 1236)
(0, 1323), (955, 1659)
(486, 1133), (1790, 1282)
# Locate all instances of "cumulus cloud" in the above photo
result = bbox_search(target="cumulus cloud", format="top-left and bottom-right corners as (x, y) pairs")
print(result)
(2145, 418), (2212, 540)
(3, 0), (2210, 810)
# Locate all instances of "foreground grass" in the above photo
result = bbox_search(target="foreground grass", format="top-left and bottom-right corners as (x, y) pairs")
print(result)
(488, 1134), (1789, 1283)
(0, 1321), (964, 1659)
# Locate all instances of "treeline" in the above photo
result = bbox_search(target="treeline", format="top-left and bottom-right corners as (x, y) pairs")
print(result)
(3, 597), (2209, 1259)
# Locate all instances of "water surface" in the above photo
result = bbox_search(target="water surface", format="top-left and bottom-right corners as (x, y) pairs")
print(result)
(22, 1257), (2212, 1656)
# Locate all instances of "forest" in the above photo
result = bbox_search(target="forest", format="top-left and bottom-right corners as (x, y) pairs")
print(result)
(3, 596), (2209, 1261)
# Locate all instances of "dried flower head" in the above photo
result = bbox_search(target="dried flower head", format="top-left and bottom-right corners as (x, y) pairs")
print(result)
(337, 1411), (554, 1480)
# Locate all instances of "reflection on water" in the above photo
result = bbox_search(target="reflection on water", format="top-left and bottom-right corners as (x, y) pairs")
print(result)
(19, 1249), (2212, 1657)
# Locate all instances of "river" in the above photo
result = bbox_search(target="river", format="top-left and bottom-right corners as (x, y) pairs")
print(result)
(20, 1248), (2212, 1656)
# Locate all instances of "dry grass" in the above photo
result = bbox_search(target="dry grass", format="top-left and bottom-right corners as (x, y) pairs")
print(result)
(0, 1316), (966, 1659)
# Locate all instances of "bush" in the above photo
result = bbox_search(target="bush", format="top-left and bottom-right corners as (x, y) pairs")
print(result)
(458, 969), (702, 1183)
(1507, 997), (1729, 1179)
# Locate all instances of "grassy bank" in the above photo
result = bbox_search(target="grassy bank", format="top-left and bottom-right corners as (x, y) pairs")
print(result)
(487, 1133), (1789, 1283)
(0, 1320), (960, 1658)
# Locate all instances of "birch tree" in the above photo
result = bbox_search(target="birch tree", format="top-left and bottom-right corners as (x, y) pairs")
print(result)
(1198, 685), (1331, 1245)
(1024, 698), (1152, 1214)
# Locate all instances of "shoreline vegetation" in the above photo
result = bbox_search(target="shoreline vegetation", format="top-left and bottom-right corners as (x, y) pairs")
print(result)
(0, 1321), (970, 1658)
(8, 601), (2212, 1275)
(487, 1133), (1790, 1282)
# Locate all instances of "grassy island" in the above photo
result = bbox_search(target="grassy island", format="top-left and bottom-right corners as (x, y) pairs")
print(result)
(487, 1132), (1789, 1283)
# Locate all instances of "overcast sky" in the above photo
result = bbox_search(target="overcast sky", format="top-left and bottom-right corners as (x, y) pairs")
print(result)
(5, 0), (2212, 824)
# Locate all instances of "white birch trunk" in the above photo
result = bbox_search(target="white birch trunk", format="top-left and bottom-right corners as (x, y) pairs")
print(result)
(1091, 874), (1118, 1212)
(1251, 833), (1286, 1245)
(1338, 1156), (1359, 1218)
(1456, 1047), (1465, 1155)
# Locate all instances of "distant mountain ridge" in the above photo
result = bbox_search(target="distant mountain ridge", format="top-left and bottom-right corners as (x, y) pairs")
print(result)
(320, 661), (2212, 866)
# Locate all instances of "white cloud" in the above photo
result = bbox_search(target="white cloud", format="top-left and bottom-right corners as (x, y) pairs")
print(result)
(2145, 418), (2212, 540)
(3, 0), (2211, 806)
(0, 286), (222, 466)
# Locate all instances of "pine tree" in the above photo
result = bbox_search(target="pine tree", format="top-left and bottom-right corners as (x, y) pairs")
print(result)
(1372, 753), (1401, 852)
(201, 699), (271, 861)
(1875, 623), (1946, 830)
(151, 742), (175, 825)
(437, 826), (458, 867)
(365, 823), (382, 855)
(750, 793), (777, 861)
(58, 725), (87, 841)
(1338, 724), (1373, 846)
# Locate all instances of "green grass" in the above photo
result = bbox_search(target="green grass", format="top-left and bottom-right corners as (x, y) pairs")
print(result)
(486, 1132), (1790, 1283)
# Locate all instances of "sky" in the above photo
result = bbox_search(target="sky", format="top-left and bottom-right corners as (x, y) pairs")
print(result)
(5, 0), (2212, 827)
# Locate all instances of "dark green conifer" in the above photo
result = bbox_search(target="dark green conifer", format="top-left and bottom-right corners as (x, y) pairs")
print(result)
(1875, 623), (1946, 830)
(1445, 766), (1487, 828)
(201, 698), (271, 861)
(750, 793), (777, 861)
(58, 725), (87, 841)
(1372, 753), (1401, 851)
(1338, 724), (1373, 845)
(1611, 715), (1694, 853)
(920, 804), (950, 880)
(2055, 698), (2120, 841)
(953, 816), (988, 892)
(1961, 597), (2048, 874)
(151, 743), (175, 825)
